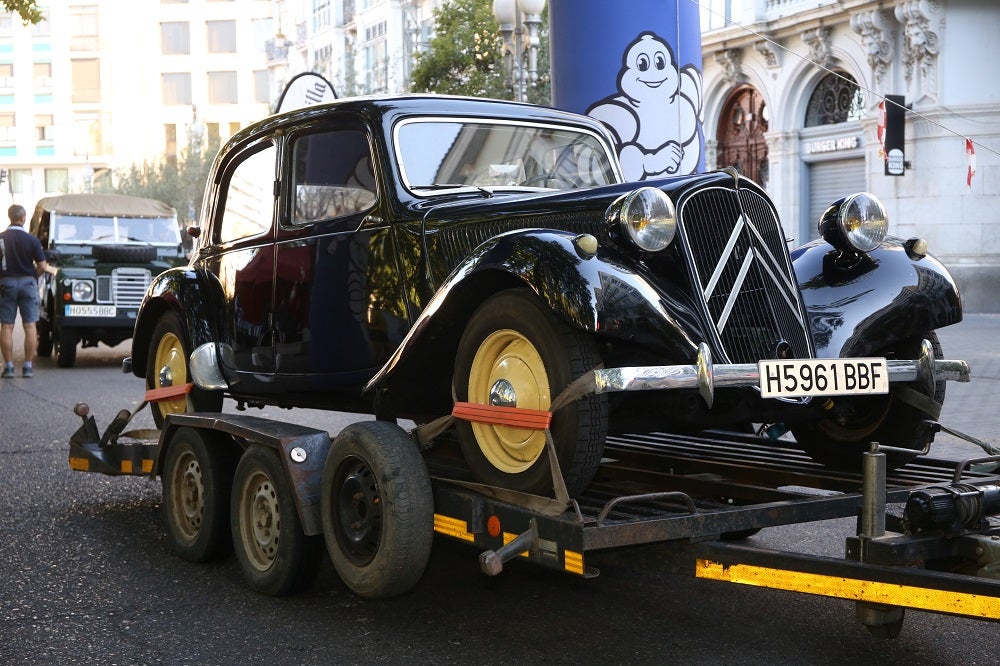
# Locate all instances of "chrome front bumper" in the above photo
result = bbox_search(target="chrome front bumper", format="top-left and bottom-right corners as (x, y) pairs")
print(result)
(592, 340), (971, 409)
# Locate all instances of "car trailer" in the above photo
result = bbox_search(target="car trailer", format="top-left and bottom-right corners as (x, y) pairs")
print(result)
(68, 389), (1000, 637)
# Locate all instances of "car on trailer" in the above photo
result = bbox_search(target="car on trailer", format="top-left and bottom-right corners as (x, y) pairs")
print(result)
(29, 194), (187, 367)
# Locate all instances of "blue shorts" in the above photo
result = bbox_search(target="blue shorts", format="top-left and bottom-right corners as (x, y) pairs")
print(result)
(0, 276), (40, 324)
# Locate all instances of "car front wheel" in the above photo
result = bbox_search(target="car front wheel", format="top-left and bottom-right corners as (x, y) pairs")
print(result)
(454, 288), (607, 497)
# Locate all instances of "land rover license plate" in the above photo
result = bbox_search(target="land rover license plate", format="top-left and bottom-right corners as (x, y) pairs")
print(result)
(758, 358), (889, 398)
(66, 304), (117, 317)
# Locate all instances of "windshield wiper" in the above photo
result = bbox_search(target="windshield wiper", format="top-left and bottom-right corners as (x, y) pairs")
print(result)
(411, 184), (492, 198)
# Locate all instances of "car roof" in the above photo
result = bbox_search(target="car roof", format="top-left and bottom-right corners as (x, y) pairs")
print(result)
(32, 194), (176, 221)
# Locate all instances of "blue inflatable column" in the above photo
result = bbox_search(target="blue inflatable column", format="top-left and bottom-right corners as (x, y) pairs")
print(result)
(549, 0), (705, 180)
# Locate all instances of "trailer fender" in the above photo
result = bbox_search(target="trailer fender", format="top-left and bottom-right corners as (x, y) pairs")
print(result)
(791, 238), (963, 358)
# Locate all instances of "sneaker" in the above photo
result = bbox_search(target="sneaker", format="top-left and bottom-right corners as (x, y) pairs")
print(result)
(1, 366), (13, 379)
(22, 366), (33, 378)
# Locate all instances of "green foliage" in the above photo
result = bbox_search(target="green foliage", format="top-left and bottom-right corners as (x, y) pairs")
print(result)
(410, 0), (550, 105)
(95, 141), (220, 227)
(3, 0), (41, 24)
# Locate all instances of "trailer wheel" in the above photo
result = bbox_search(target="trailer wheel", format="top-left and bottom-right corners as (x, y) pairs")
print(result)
(454, 288), (607, 497)
(792, 333), (946, 471)
(162, 427), (237, 562)
(321, 421), (433, 599)
(231, 445), (323, 596)
(146, 311), (223, 428)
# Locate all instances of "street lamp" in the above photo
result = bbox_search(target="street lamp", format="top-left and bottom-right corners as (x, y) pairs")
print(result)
(492, 0), (545, 103)
(187, 104), (205, 157)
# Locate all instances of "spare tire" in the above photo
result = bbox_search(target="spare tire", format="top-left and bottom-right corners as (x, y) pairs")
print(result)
(93, 244), (158, 263)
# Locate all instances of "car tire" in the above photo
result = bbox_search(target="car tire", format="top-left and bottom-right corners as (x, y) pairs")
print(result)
(162, 427), (238, 562)
(56, 327), (78, 368)
(37, 315), (53, 357)
(92, 244), (158, 263)
(791, 333), (946, 472)
(231, 445), (324, 596)
(146, 310), (223, 428)
(453, 288), (608, 497)
(321, 421), (433, 599)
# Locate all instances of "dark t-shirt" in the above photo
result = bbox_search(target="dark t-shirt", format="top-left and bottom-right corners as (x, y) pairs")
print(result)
(0, 225), (46, 278)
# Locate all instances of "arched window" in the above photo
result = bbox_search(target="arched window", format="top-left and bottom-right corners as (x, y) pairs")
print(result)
(804, 71), (865, 127)
(716, 85), (769, 187)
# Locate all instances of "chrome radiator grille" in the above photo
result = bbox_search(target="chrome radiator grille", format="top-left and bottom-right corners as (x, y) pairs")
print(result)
(108, 267), (151, 308)
(677, 185), (812, 364)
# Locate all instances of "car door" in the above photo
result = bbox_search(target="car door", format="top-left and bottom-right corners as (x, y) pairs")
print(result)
(270, 124), (408, 407)
(203, 137), (280, 395)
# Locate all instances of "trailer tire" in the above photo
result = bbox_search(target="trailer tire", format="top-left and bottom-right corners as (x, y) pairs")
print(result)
(321, 421), (433, 599)
(162, 427), (237, 562)
(231, 445), (323, 596)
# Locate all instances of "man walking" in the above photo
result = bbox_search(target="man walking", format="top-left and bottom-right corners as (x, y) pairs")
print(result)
(1, 204), (50, 378)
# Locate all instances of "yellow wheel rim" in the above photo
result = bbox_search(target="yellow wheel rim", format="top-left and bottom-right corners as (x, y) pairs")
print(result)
(154, 331), (189, 418)
(468, 329), (550, 473)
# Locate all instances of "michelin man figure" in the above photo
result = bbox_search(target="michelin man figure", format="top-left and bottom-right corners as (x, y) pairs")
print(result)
(587, 32), (703, 181)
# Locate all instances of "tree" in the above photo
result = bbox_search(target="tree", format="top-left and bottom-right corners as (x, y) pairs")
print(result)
(95, 140), (220, 228)
(3, 0), (42, 24)
(410, 0), (550, 105)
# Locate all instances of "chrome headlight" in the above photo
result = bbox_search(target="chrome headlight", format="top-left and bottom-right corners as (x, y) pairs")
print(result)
(607, 187), (677, 252)
(818, 192), (888, 253)
(71, 280), (94, 302)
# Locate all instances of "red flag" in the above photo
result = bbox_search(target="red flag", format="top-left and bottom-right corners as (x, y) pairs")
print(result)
(966, 138), (976, 189)
(877, 100), (887, 161)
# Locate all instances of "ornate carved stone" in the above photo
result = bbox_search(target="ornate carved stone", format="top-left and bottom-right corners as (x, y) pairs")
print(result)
(801, 27), (834, 70)
(715, 48), (744, 88)
(754, 39), (781, 70)
(895, 0), (941, 99)
(850, 9), (895, 92)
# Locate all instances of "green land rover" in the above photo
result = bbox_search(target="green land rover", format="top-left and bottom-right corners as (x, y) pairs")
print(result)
(30, 194), (188, 367)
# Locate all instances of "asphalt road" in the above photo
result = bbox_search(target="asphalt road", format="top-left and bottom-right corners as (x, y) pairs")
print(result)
(1, 316), (998, 665)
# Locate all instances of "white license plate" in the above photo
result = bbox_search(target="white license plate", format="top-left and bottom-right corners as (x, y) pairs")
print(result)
(66, 304), (117, 317)
(758, 358), (889, 398)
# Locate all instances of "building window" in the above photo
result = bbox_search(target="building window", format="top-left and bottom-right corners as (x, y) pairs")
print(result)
(45, 168), (68, 193)
(32, 10), (50, 37)
(9, 168), (31, 194)
(161, 22), (190, 55)
(252, 18), (272, 53)
(162, 73), (192, 105)
(208, 71), (238, 104)
(36, 114), (53, 142)
(0, 13), (13, 37)
(165, 123), (177, 165)
(805, 71), (865, 127)
(70, 5), (99, 51)
(33, 62), (52, 87)
(312, 0), (331, 32)
(71, 59), (101, 103)
(207, 122), (220, 144)
(254, 70), (269, 104)
(0, 63), (12, 89)
(0, 112), (13, 142)
(229, 122), (240, 137)
(206, 20), (237, 53)
(74, 114), (101, 156)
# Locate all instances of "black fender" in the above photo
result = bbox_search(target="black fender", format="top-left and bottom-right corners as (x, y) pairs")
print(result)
(131, 266), (228, 379)
(365, 229), (706, 406)
(791, 237), (962, 358)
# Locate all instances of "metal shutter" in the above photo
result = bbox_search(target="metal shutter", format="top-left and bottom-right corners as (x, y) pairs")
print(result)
(805, 158), (866, 242)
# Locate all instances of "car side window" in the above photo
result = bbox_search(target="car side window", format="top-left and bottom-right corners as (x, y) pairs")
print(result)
(291, 129), (375, 226)
(218, 143), (276, 244)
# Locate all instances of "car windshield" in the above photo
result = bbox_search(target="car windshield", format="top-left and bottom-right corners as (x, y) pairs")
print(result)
(51, 212), (181, 244)
(395, 118), (621, 194)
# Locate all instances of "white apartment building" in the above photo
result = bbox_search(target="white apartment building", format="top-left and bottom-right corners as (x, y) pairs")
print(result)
(2, 0), (275, 208)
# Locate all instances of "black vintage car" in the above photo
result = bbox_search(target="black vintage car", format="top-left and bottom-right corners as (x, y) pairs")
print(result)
(130, 94), (968, 498)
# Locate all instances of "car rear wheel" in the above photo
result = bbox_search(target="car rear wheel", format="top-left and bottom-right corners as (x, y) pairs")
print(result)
(791, 333), (946, 471)
(146, 311), (223, 428)
(454, 288), (607, 497)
